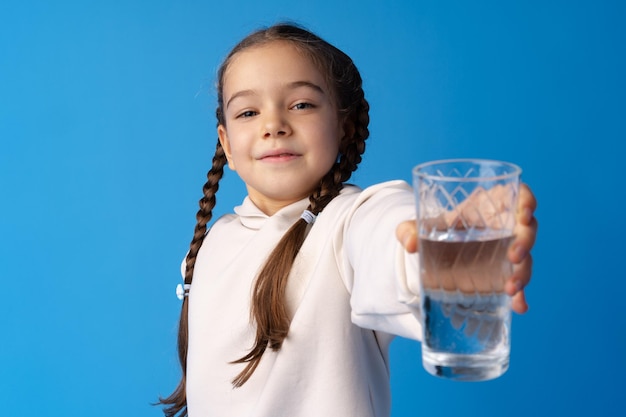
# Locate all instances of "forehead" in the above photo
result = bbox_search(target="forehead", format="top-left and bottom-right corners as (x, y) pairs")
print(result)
(222, 41), (330, 94)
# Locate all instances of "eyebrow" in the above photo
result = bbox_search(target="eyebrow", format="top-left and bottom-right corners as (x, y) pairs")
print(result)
(225, 80), (326, 109)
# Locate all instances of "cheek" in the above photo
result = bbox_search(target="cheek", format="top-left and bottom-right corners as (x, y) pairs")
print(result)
(319, 138), (340, 172)
(329, 126), (343, 156)
(227, 143), (246, 170)
(222, 135), (247, 171)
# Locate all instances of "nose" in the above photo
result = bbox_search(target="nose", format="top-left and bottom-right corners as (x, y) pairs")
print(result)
(262, 109), (292, 138)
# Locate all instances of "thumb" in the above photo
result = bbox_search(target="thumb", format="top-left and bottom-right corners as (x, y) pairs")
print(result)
(396, 220), (418, 253)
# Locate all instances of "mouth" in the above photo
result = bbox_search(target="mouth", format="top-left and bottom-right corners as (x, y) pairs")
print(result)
(258, 150), (301, 161)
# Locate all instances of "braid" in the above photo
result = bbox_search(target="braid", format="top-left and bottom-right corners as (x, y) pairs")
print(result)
(185, 140), (227, 286)
(158, 139), (227, 417)
(337, 95), (369, 182)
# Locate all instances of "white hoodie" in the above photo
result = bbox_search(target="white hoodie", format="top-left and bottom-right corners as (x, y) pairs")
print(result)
(185, 180), (422, 417)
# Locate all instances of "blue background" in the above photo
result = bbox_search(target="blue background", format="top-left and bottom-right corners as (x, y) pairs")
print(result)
(1, 0), (624, 415)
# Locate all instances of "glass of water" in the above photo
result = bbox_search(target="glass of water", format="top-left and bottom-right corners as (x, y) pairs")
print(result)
(413, 159), (521, 381)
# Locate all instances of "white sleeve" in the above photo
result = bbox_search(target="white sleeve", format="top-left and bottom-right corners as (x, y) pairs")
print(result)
(343, 181), (423, 341)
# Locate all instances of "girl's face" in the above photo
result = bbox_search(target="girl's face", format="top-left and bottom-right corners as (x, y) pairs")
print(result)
(218, 41), (343, 215)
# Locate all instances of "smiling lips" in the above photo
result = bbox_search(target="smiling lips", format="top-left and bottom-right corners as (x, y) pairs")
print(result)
(258, 149), (301, 162)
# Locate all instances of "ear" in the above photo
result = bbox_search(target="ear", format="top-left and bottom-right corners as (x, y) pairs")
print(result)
(218, 124), (236, 170)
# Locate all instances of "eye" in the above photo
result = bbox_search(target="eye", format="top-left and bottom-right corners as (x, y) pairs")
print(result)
(291, 102), (315, 110)
(236, 110), (258, 119)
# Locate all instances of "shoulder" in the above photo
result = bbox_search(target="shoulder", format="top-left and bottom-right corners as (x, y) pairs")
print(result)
(315, 180), (413, 227)
(357, 180), (412, 200)
(343, 180), (415, 231)
(338, 180), (413, 212)
(332, 180), (412, 204)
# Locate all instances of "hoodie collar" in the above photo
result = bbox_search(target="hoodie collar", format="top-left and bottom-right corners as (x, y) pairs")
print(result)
(234, 196), (310, 230)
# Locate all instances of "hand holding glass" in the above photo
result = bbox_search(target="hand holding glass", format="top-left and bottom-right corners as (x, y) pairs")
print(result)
(413, 159), (521, 381)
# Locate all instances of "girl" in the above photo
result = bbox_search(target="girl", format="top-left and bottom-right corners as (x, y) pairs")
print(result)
(160, 23), (538, 417)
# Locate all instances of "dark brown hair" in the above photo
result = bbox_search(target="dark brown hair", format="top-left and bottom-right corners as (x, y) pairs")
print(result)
(159, 23), (370, 417)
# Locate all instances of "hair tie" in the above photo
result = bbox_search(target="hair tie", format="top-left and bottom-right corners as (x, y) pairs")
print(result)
(176, 283), (191, 300)
(300, 209), (316, 224)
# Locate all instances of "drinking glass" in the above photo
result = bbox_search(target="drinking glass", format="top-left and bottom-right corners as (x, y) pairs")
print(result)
(413, 159), (521, 381)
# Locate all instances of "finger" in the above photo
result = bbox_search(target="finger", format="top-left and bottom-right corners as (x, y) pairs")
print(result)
(517, 183), (538, 226)
(396, 220), (418, 253)
(505, 254), (533, 295)
(511, 290), (529, 314)
(509, 216), (538, 263)
(510, 183), (538, 263)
